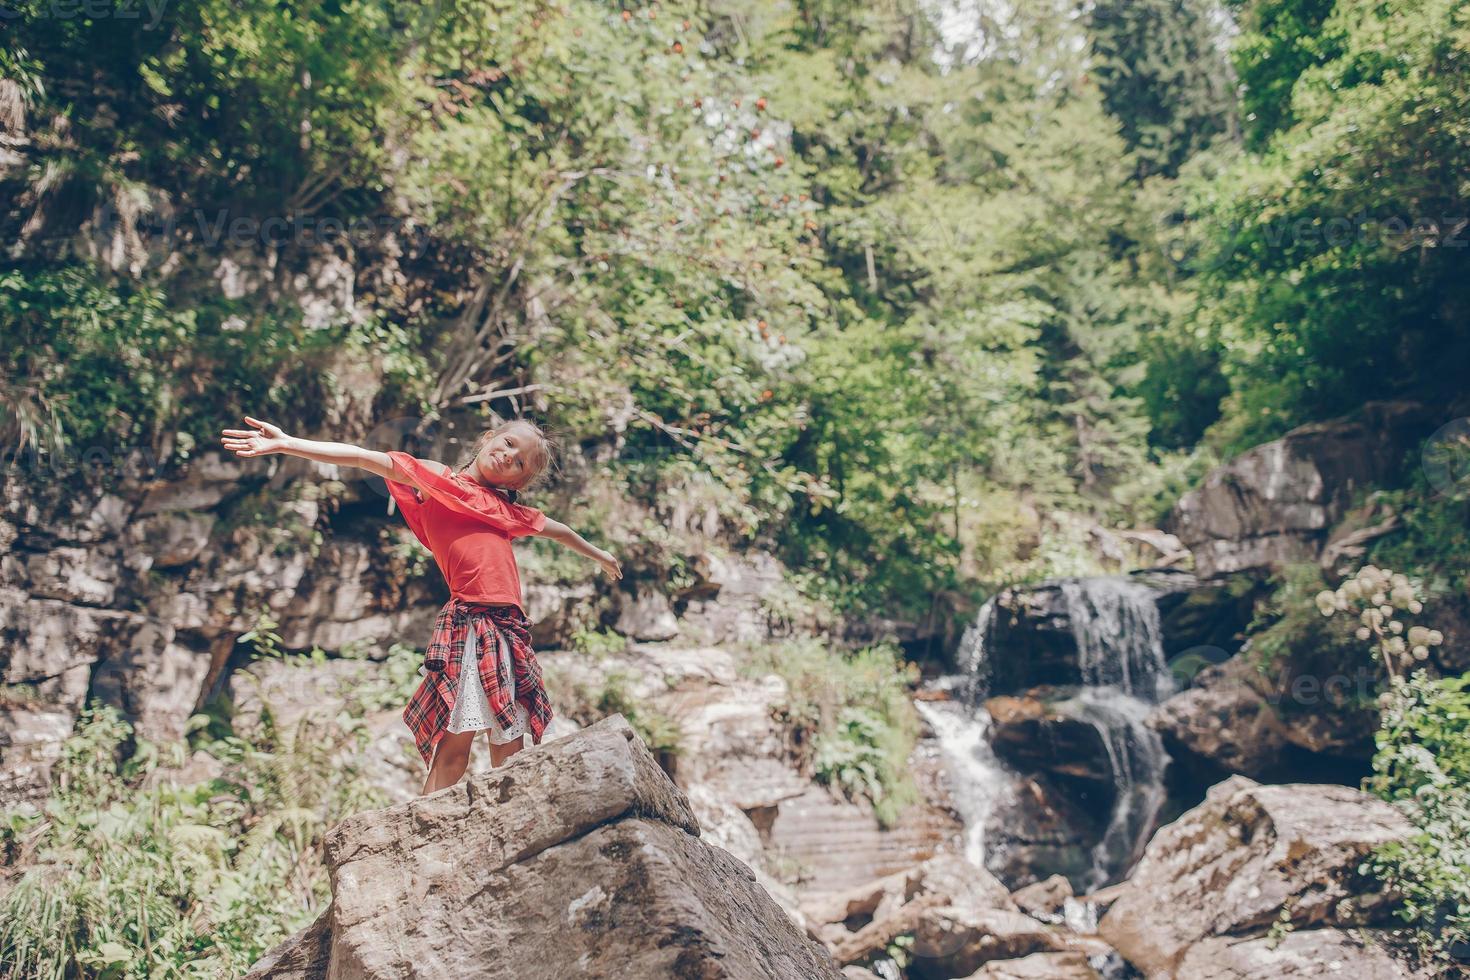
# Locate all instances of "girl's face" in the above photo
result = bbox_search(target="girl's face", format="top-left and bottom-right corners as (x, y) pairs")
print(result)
(471, 425), (536, 488)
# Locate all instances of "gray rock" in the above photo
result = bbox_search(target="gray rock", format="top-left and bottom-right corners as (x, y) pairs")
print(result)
(128, 511), (216, 568)
(677, 550), (793, 645)
(908, 906), (1073, 978)
(0, 703), (74, 807)
(1167, 402), (1436, 579)
(1098, 776), (1411, 977)
(804, 854), (1051, 972)
(23, 546), (118, 605)
(964, 951), (1102, 979)
(135, 452), (250, 515)
(246, 715), (841, 979)
(1176, 928), (1415, 979)
(1011, 875), (1075, 920)
(243, 909), (330, 980)
(615, 583), (681, 641)
(88, 620), (212, 742)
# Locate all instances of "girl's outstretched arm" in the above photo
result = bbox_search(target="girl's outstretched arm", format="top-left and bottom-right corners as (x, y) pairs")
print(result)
(220, 417), (397, 480)
(538, 519), (623, 581)
(225, 417), (622, 579)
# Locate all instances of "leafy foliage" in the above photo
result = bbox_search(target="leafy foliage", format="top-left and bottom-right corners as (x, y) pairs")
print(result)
(742, 638), (919, 827)
(0, 700), (385, 979)
(1364, 671), (1470, 970)
(1176, 0), (1470, 453)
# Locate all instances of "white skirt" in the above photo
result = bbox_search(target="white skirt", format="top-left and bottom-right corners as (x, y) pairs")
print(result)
(445, 623), (528, 745)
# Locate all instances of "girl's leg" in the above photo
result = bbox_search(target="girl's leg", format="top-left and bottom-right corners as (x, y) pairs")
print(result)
(488, 733), (525, 768)
(421, 729), (477, 795)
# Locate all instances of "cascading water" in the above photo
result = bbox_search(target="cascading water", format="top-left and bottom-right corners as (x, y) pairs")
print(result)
(1058, 578), (1175, 888)
(921, 575), (1177, 892)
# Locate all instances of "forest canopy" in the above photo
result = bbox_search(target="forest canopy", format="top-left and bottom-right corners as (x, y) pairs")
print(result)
(2, 0), (1466, 623)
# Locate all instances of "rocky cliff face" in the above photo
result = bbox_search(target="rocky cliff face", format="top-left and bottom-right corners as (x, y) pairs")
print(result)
(244, 715), (845, 980)
(0, 448), (814, 810)
(1165, 401), (1436, 580)
(0, 450), (438, 807)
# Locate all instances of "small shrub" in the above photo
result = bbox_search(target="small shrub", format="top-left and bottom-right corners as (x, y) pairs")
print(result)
(1363, 671), (1470, 971)
(742, 638), (920, 828)
(569, 627), (628, 658)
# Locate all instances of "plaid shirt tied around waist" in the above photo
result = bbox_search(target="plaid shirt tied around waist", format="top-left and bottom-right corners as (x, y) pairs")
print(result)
(402, 597), (553, 770)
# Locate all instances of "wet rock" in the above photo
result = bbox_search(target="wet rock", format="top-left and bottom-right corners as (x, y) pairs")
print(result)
(1098, 776), (1411, 977)
(1011, 875), (1074, 920)
(245, 715), (841, 979)
(1167, 401), (1436, 579)
(984, 774), (1102, 890)
(982, 572), (1210, 695)
(1149, 655), (1291, 778)
(987, 692), (1116, 792)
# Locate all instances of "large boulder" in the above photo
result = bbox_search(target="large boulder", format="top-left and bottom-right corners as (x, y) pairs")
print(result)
(1148, 655), (1291, 779)
(1166, 401), (1436, 579)
(245, 715), (842, 979)
(1098, 776), (1412, 978)
(986, 692), (1117, 793)
(1175, 929), (1415, 979)
(1150, 649), (1381, 783)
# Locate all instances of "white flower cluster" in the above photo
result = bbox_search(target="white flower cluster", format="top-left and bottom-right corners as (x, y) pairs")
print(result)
(1316, 565), (1443, 676)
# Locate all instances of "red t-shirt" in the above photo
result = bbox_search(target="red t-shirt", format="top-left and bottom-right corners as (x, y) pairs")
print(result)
(384, 451), (547, 614)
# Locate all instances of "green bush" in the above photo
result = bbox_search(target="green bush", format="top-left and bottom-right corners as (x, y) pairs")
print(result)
(1370, 467), (1470, 602)
(548, 666), (681, 760)
(742, 639), (920, 828)
(1245, 563), (1378, 719)
(0, 700), (385, 979)
(1363, 671), (1470, 971)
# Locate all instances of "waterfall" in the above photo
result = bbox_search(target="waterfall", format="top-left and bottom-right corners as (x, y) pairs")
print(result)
(924, 577), (1176, 891)
(1059, 578), (1173, 703)
(1059, 687), (1170, 891)
(914, 694), (1016, 868)
(1058, 577), (1174, 890)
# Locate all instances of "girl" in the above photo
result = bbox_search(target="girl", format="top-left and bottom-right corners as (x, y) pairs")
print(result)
(220, 415), (622, 795)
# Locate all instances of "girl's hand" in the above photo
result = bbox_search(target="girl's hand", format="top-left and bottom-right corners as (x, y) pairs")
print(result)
(596, 550), (623, 581)
(221, 416), (293, 458)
